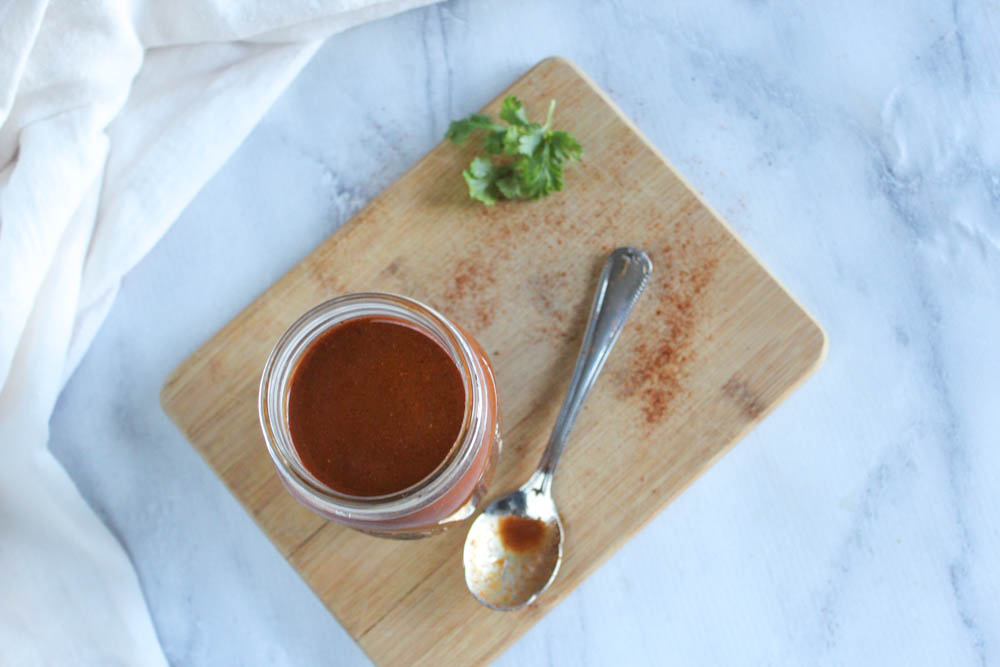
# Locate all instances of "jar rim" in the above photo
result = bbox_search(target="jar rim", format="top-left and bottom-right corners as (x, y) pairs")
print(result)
(258, 292), (489, 522)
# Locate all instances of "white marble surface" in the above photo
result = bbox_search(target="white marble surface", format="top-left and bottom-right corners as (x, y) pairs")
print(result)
(49, 0), (1000, 664)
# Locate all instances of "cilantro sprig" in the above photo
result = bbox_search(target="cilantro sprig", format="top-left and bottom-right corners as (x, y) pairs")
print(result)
(445, 96), (582, 205)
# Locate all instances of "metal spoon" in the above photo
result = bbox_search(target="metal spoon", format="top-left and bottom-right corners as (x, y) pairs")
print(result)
(463, 246), (652, 610)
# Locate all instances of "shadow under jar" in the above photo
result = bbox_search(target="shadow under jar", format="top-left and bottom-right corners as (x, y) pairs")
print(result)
(259, 293), (501, 538)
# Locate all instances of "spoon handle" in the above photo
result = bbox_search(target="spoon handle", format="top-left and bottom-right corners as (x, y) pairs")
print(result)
(532, 247), (652, 494)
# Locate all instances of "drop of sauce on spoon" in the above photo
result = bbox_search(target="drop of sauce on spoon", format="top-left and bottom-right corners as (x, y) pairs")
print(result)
(498, 515), (548, 553)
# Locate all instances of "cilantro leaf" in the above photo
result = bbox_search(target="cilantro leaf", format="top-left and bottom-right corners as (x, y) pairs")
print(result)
(462, 156), (504, 205)
(499, 96), (530, 126)
(516, 127), (544, 156)
(549, 130), (582, 162)
(483, 130), (506, 154)
(502, 125), (522, 155)
(446, 96), (582, 206)
(445, 114), (503, 143)
(495, 172), (524, 199)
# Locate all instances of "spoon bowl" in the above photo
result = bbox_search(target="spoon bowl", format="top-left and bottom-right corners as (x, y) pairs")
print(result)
(462, 247), (652, 610)
(463, 473), (563, 610)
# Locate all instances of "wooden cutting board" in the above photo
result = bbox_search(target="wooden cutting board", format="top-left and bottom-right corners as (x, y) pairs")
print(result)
(161, 57), (826, 666)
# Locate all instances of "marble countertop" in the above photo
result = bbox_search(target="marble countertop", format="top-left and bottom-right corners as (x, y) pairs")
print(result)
(50, 0), (1000, 664)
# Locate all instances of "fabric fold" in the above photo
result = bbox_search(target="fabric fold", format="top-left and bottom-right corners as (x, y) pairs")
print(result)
(0, 0), (436, 663)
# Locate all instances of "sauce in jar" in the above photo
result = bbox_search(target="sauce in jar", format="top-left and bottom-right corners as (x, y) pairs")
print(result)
(288, 318), (465, 497)
(259, 292), (501, 538)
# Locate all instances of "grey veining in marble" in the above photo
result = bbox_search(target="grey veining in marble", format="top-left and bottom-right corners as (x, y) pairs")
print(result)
(50, 0), (1000, 664)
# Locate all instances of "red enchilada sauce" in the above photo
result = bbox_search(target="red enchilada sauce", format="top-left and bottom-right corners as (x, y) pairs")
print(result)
(287, 318), (466, 497)
(498, 516), (548, 553)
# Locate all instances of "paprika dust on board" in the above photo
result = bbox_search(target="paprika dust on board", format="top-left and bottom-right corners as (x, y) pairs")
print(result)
(286, 318), (467, 497)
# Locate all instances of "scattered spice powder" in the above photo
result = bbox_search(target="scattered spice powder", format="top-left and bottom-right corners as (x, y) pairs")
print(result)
(442, 257), (499, 331)
(621, 227), (722, 424)
(528, 269), (578, 341)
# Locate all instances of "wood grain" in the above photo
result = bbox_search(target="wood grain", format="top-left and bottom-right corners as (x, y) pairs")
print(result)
(161, 57), (826, 666)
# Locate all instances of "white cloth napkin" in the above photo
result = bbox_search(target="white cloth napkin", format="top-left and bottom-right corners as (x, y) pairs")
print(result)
(0, 0), (434, 663)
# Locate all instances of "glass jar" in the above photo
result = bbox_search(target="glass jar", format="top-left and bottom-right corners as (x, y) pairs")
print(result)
(259, 292), (501, 538)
